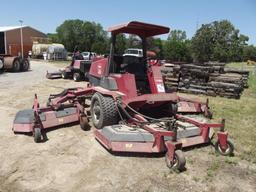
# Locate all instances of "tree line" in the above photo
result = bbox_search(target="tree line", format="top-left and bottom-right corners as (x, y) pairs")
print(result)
(48, 19), (256, 63)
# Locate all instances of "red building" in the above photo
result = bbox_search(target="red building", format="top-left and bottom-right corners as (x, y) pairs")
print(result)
(0, 26), (46, 57)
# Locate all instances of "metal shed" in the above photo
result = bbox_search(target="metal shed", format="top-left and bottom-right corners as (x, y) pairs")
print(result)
(0, 26), (46, 57)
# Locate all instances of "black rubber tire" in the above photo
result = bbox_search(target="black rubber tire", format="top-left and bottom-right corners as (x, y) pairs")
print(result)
(84, 72), (89, 81)
(165, 150), (186, 171)
(169, 103), (178, 116)
(215, 139), (234, 156)
(12, 59), (20, 72)
(73, 73), (81, 82)
(22, 59), (29, 71)
(80, 114), (90, 131)
(62, 71), (68, 79)
(90, 93), (118, 129)
(34, 128), (42, 143)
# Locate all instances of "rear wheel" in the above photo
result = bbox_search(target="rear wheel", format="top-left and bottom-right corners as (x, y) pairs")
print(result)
(165, 150), (186, 171)
(73, 73), (81, 82)
(90, 93), (118, 129)
(12, 59), (20, 72)
(22, 59), (29, 71)
(34, 128), (42, 143)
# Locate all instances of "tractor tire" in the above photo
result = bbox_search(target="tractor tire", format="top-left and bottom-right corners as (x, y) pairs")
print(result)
(34, 128), (42, 143)
(215, 139), (234, 156)
(80, 114), (90, 131)
(62, 71), (68, 79)
(12, 59), (21, 72)
(165, 150), (186, 171)
(90, 93), (118, 129)
(22, 59), (30, 71)
(73, 73), (81, 82)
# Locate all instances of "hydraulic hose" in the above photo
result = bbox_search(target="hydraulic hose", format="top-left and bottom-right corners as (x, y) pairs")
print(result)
(117, 102), (174, 123)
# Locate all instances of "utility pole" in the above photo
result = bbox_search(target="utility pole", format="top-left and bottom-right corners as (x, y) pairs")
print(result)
(19, 20), (23, 58)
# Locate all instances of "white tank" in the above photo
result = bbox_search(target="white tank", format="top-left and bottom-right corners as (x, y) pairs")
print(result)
(32, 43), (51, 56)
(48, 44), (65, 54)
(47, 43), (67, 60)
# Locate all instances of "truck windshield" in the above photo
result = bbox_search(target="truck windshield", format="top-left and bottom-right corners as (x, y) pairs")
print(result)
(124, 50), (139, 54)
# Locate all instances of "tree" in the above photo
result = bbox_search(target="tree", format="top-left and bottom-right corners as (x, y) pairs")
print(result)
(56, 19), (84, 52)
(243, 45), (256, 61)
(163, 30), (192, 62)
(147, 37), (164, 59)
(115, 34), (127, 54)
(191, 20), (249, 62)
(56, 20), (108, 53)
(47, 33), (59, 43)
(126, 35), (141, 48)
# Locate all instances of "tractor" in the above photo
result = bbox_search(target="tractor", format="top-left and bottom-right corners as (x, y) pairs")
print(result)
(13, 21), (234, 171)
(46, 59), (92, 82)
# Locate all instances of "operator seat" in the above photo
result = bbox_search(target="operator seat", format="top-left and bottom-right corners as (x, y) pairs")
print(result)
(122, 55), (149, 93)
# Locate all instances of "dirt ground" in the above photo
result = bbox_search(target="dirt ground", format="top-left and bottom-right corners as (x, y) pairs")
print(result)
(0, 60), (255, 192)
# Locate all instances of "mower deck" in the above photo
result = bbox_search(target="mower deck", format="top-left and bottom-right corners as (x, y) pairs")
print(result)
(95, 115), (210, 153)
(13, 107), (79, 133)
(46, 71), (62, 79)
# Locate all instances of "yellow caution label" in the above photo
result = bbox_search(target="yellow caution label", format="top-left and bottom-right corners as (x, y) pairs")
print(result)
(58, 118), (64, 123)
(125, 143), (133, 148)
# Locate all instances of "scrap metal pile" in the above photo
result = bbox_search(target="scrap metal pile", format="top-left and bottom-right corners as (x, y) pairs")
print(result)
(162, 62), (249, 99)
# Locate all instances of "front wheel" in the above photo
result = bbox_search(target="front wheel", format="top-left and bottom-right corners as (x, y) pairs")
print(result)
(34, 128), (42, 143)
(90, 93), (118, 129)
(215, 139), (234, 156)
(73, 73), (81, 82)
(62, 71), (68, 79)
(165, 150), (186, 171)
(80, 114), (90, 131)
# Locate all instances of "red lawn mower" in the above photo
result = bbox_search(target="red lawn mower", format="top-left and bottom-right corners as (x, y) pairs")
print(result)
(46, 59), (92, 82)
(13, 21), (234, 171)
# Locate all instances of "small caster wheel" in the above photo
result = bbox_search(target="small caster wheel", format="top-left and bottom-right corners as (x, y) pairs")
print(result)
(34, 128), (42, 143)
(165, 150), (186, 171)
(62, 71), (68, 79)
(80, 114), (90, 131)
(215, 139), (234, 156)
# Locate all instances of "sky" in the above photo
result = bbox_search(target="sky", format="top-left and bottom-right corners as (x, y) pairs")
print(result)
(0, 0), (255, 44)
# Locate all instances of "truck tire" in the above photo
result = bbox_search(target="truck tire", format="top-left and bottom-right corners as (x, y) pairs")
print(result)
(12, 59), (21, 72)
(90, 93), (118, 129)
(21, 58), (30, 71)
(0, 59), (3, 70)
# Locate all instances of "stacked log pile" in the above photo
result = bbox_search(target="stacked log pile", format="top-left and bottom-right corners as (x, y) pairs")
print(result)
(162, 62), (250, 99)
(224, 68), (250, 88)
(161, 63), (180, 92)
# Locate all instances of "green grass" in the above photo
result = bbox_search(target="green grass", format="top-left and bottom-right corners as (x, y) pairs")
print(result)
(206, 159), (221, 179)
(182, 62), (256, 163)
